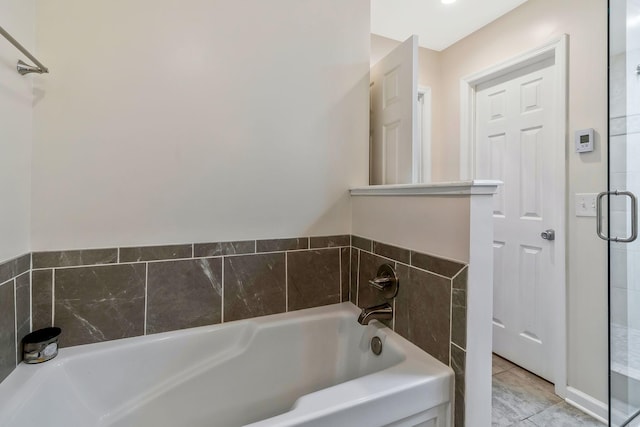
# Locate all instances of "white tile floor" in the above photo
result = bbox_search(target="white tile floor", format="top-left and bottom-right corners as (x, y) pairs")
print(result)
(492, 354), (606, 427)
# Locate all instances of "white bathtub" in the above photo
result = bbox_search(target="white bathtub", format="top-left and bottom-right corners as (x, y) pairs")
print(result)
(0, 303), (453, 427)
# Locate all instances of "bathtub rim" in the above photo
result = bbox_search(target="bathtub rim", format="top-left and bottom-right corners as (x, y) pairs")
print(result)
(0, 302), (454, 427)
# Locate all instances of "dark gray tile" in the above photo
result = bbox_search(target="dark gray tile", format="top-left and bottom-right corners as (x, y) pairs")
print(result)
(16, 254), (30, 276)
(341, 248), (350, 302)
(147, 258), (222, 334)
(451, 344), (466, 427)
(395, 264), (451, 365)
(256, 238), (308, 253)
(32, 270), (53, 331)
(357, 251), (394, 328)
(224, 253), (286, 322)
(452, 267), (468, 349)
(0, 259), (14, 285)
(453, 266), (468, 289)
(194, 241), (255, 258)
(15, 273), (30, 362)
(309, 235), (350, 249)
(373, 241), (411, 264)
(0, 253), (30, 284)
(288, 249), (341, 311)
(119, 244), (192, 262)
(0, 280), (16, 383)
(352, 235), (372, 252)
(452, 289), (466, 349)
(33, 248), (117, 269)
(350, 248), (358, 304)
(411, 251), (466, 279)
(55, 264), (146, 347)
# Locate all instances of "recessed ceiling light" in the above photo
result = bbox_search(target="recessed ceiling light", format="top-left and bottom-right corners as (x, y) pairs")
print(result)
(441, 0), (456, 4)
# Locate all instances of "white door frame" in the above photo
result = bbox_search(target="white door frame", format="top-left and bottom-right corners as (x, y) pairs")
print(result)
(459, 34), (568, 398)
(417, 86), (432, 183)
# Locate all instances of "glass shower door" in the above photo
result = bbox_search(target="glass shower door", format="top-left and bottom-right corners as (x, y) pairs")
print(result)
(609, 0), (640, 425)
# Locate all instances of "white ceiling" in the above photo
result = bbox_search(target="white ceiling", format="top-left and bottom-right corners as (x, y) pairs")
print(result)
(371, 0), (530, 51)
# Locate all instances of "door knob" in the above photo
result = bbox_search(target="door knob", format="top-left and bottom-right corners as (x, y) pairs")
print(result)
(541, 229), (555, 241)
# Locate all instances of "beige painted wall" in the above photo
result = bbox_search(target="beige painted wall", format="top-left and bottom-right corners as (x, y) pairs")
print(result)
(437, 0), (608, 403)
(351, 195), (471, 263)
(0, 1), (34, 263)
(31, 0), (370, 251)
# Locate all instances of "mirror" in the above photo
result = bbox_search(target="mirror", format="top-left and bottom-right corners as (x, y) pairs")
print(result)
(369, 0), (531, 185)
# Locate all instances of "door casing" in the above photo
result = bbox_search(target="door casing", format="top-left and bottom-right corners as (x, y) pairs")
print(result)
(417, 86), (432, 183)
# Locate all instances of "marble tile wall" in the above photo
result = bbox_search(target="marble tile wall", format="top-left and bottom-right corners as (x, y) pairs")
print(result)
(0, 254), (31, 383)
(2, 234), (467, 427)
(350, 235), (468, 427)
(30, 236), (351, 349)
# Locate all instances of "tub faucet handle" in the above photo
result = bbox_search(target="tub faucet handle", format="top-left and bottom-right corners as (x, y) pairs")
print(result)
(367, 264), (399, 299)
(368, 276), (393, 290)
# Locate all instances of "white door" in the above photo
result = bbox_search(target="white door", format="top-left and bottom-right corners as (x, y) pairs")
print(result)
(475, 56), (559, 382)
(370, 35), (418, 185)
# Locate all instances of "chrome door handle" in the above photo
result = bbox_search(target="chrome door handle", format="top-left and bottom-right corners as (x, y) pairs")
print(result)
(596, 190), (638, 242)
(541, 229), (555, 241)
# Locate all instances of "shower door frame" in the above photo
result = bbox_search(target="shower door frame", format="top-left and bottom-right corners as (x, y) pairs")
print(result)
(608, 0), (640, 424)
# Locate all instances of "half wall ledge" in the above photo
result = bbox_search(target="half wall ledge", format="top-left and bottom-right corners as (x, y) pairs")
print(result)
(349, 178), (500, 426)
(349, 180), (502, 196)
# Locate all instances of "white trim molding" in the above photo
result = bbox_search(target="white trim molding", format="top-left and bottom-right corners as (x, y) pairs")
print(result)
(459, 34), (569, 398)
(417, 86), (432, 183)
(465, 192), (496, 426)
(350, 180), (501, 197)
(565, 386), (608, 424)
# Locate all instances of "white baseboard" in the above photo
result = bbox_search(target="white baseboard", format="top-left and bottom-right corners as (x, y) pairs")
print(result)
(565, 386), (608, 424)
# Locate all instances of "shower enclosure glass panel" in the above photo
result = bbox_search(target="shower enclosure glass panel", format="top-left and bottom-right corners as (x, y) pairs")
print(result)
(610, 0), (640, 425)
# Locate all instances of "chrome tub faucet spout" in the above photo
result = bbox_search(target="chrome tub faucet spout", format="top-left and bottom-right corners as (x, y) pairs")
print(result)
(357, 302), (393, 325)
(357, 264), (399, 325)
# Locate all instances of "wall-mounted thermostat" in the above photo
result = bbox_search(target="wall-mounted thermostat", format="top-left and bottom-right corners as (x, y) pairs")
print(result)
(575, 128), (594, 153)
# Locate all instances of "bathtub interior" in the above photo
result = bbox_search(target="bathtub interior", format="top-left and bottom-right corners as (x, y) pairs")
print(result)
(0, 304), (409, 427)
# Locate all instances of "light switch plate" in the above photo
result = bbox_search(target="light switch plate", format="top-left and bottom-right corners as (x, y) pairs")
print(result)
(575, 193), (597, 217)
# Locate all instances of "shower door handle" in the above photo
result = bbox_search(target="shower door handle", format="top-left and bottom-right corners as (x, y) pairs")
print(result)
(596, 190), (638, 242)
